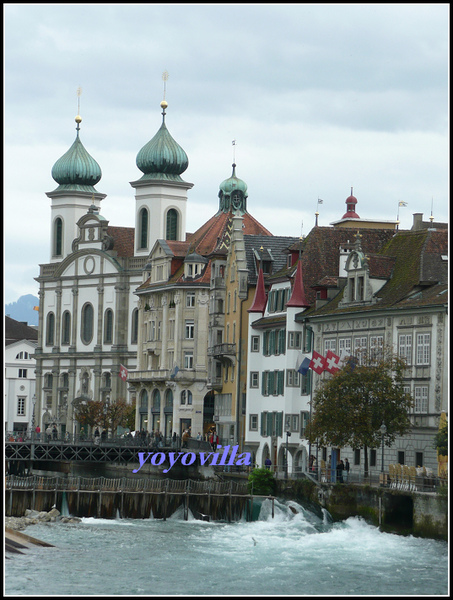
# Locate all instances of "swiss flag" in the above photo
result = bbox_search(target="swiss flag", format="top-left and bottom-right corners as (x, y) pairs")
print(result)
(325, 350), (341, 374)
(309, 350), (327, 375)
(119, 364), (128, 382)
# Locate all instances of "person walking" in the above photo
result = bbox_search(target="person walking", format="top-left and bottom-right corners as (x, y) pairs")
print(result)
(344, 458), (350, 482)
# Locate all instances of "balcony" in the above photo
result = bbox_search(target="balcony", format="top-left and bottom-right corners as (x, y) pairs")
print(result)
(208, 343), (236, 360)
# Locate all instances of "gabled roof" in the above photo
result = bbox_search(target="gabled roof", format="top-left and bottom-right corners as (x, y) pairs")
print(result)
(299, 227), (448, 318)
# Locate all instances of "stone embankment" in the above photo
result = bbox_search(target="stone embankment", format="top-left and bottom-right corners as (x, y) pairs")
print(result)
(5, 507), (81, 531)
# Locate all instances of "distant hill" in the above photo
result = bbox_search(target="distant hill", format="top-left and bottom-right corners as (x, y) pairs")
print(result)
(5, 294), (39, 327)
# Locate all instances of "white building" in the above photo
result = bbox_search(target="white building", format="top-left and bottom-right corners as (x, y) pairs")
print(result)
(33, 98), (191, 437)
(5, 317), (38, 435)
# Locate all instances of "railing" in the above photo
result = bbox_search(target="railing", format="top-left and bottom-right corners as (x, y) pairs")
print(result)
(5, 475), (250, 496)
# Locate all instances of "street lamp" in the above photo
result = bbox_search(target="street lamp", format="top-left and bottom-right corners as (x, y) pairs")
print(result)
(31, 394), (37, 440)
(285, 418), (291, 480)
(380, 421), (387, 474)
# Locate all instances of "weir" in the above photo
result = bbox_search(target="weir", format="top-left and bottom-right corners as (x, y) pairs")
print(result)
(5, 475), (274, 523)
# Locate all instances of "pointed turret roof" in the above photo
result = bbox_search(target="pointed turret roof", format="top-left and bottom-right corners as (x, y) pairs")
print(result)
(286, 258), (310, 308)
(248, 267), (267, 314)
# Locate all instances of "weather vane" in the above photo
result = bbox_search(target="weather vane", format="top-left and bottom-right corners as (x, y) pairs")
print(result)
(77, 86), (82, 114)
(232, 139), (236, 163)
(162, 71), (169, 101)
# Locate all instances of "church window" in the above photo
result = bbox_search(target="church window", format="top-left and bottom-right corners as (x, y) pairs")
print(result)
(104, 309), (114, 344)
(131, 308), (139, 344)
(61, 311), (71, 345)
(166, 209), (178, 240)
(81, 303), (94, 344)
(140, 389), (148, 409)
(46, 312), (55, 346)
(139, 208), (149, 249)
(54, 217), (63, 256)
(81, 371), (89, 395)
(153, 389), (161, 410)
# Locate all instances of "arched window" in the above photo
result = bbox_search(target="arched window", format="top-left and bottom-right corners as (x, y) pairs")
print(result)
(166, 209), (178, 240)
(104, 309), (113, 344)
(61, 311), (71, 345)
(165, 388), (173, 409)
(180, 390), (186, 405)
(140, 389), (149, 409)
(81, 303), (94, 344)
(46, 312), (55, 345)
(131, 308), (139, 344)
(54, 217), (63, 256)
(152, 389), (161, 411)
(139, 208), (148, 249)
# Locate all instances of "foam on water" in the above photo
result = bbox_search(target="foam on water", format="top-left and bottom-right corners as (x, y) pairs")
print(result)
(5, 498), (448, 596)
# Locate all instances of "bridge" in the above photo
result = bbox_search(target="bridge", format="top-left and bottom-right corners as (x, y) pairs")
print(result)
(5, 438), (212, 465)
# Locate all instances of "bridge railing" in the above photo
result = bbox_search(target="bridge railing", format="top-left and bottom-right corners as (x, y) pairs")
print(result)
(5, 475), (250, 495)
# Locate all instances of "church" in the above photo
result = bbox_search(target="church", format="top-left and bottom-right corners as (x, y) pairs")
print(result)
(33, 96), (194, 437)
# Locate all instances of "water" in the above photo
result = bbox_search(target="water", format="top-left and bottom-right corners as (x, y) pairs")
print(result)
(5, 499), (448, 596)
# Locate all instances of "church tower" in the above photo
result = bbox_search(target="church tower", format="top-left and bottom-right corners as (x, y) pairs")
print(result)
(46, 113), (105, 262)
(130, 95), (193, 257)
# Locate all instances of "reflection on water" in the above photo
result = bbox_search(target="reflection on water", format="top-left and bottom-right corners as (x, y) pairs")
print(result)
(5, 498), (448, 596)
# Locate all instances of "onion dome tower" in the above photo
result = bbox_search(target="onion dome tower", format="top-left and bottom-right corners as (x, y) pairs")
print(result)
(130, 97), (193, 256)
(218, 163), (248, 214)
(46, 113), (106, 262)
(342, 187), (360, 220)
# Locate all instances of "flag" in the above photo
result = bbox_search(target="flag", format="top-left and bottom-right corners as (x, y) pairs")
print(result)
(325, 350), (341, 374)
(317, 198), (324, 204)
(119, 364), (128, 382)
(296, 353), (311, 376)
(170, 365), (180, 379)
(33, 306), (39, 311)
(309, 350), (327, 375)
(398, 201), (407, 207)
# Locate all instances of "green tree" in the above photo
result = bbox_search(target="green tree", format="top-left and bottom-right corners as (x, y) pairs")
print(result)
(248, 467), (276, 496)
(107, 398), (136, 434)
(307, 349), (413, 476)
(74, 399), (104, 430)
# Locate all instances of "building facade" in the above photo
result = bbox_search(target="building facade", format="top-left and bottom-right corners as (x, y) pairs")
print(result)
(5, 317), (38, 435)
(33, 99), (191, 437)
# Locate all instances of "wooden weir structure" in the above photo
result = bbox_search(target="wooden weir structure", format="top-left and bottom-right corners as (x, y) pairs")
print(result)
(5, 475), (275, 522)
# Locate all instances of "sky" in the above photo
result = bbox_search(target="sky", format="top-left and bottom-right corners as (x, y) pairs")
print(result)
(4, 3), (449, 305)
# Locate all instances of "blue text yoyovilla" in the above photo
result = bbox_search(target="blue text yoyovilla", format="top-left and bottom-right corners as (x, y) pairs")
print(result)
(132, 445), (252, 474)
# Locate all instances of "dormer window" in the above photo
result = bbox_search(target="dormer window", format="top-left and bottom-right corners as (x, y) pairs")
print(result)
(184, 252), (207, 280)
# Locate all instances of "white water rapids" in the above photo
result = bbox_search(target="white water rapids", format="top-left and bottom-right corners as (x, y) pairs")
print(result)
(5, 498), (448, 596)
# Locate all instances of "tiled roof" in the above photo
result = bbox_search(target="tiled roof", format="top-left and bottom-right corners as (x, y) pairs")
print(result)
(298, 226), (396, 306)
(107, 226), (135, 257)
(5, 316), (38, 346)
(244, 235), (299, 285)
(301, 227), (448, 318)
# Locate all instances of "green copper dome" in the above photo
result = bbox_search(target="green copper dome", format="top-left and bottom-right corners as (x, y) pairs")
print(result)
(218, 163), (248, 214)
(136, 101), (189, 182)
(51, 117), (102, 193)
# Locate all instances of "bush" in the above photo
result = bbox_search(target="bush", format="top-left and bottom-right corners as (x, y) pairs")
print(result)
(248, 467), (276, 496)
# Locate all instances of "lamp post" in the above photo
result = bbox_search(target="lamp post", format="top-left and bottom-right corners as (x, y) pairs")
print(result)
(380, 421), (387, 474)
(31, 394), (37, 440)
(285, 417), (291, 480)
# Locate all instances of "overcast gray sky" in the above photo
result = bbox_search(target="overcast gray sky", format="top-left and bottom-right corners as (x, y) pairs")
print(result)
(4, 3), (449, 304)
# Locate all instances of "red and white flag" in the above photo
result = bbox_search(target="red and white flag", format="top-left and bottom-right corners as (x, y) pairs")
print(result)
(325, 350), (341, 374)
(309, 350), (327, 375)
(119, 364), (128, 382)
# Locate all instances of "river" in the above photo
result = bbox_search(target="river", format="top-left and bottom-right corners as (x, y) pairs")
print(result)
(5, 498), (448, 596)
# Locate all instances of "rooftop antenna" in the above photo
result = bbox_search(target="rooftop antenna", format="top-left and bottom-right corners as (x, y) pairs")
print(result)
(429, 197), (434, 222)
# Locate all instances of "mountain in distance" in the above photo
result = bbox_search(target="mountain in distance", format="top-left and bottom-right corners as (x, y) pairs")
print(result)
(5, 294), (39, 327)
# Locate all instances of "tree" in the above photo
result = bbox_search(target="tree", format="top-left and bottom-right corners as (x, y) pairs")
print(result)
(307, 349), (413, 476)
(74, 399), (104, 430)
(248, 468), (276, 496)
(107, 398), (136, 434)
